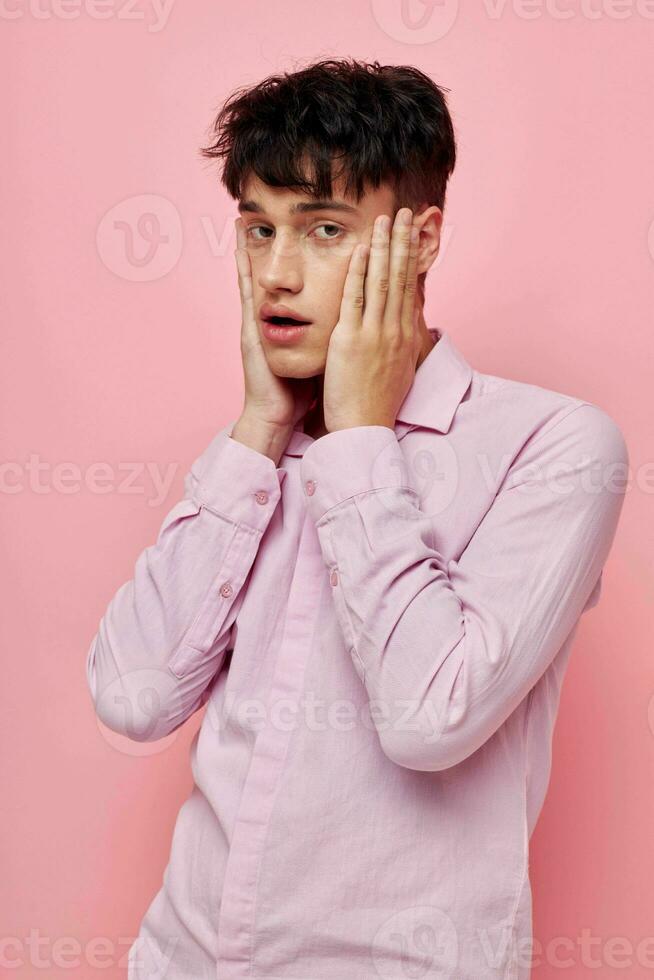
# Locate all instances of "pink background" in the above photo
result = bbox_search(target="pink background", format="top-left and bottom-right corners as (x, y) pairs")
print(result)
(2, 2), (653, 977)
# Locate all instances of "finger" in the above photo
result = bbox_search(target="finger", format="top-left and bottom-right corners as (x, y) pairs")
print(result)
(235, 215), (251, 260)
(234, 219), (251, 300)
(383, 208), (413, 333)
(400, 223), (420, 341)
(339, 243), (369, 329)
(361, 214), (391, 331)
(234, 218), (257, 337)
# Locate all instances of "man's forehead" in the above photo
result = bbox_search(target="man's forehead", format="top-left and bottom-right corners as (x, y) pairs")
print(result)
(238, 175), (394, 216)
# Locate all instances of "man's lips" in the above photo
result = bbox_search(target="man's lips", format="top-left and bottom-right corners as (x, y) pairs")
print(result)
(260, 318), (312, 344)
(259, 303), (313, 326)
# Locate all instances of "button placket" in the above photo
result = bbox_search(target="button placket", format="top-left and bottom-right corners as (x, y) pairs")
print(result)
(215, 509), (324, 970)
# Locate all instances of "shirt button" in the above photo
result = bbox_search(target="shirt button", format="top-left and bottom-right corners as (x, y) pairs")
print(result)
(329, 568), (339, 587)
(254, 490), (269, 505)
(219, 582), (233, 598)
(305, 479), (316, 496)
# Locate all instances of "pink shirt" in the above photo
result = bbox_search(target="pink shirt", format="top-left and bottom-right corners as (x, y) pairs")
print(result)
(86, 326), (629, 980)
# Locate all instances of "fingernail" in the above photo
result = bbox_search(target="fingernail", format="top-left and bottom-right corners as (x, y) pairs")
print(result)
(399, 209), (412, 225)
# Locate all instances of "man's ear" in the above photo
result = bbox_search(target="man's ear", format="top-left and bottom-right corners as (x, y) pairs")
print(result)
(413, 205), (443, 277)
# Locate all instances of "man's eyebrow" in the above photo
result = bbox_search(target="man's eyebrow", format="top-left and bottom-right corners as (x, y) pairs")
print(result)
(237, 199), (359, 215)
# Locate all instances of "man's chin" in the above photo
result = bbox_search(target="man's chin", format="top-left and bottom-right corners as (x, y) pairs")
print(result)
(266, 351), (327, 380)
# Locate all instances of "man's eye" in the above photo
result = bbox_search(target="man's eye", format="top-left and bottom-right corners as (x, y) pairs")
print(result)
(244, 223), (343, 243)
(311, 224), (343, 241)
(246, 225), (273, 241)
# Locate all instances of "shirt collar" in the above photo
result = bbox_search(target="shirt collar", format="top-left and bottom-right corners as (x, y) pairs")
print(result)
(282, 326), (473, 458)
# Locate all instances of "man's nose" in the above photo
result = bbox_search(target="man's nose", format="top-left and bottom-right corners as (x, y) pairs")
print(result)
(257, 232), (303, 293)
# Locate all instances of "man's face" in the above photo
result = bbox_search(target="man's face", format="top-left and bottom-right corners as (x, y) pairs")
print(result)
(237, 172), (397, 379)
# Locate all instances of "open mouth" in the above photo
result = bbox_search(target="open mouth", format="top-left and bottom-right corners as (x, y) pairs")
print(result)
(264, 315), (312, 327)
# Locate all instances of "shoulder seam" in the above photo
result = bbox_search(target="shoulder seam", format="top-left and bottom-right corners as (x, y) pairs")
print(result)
(499, 401), (601, 493)
(524, 399), (590, 446)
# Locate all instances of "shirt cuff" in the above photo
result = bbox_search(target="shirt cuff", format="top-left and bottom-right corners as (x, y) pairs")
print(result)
(191, 424), (286, 532)
(299, 425), (417, 523)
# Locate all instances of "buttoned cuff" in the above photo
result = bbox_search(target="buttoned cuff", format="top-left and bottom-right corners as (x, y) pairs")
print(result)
(299, 425), (417, 523)
(192, 424), (286, 532)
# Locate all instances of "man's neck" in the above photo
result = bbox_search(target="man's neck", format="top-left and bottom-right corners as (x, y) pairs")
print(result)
(302, 312), (438, 440)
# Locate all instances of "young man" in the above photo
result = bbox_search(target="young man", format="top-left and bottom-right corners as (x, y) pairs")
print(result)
(86, 59), (629, 979)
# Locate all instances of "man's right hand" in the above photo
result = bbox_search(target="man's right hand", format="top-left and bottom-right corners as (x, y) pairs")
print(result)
(231, 217), (317, 464)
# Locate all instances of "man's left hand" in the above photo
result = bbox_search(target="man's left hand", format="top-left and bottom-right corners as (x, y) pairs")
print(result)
(322, 207), (422, 433)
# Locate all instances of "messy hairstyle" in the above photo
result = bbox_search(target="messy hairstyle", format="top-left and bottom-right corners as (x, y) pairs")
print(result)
(200, 57), (457, 302)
